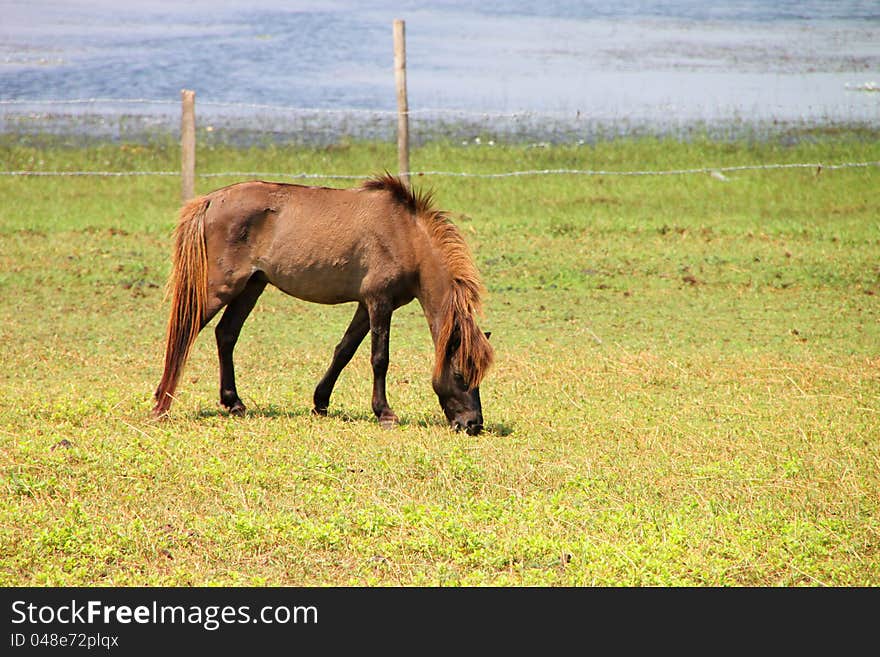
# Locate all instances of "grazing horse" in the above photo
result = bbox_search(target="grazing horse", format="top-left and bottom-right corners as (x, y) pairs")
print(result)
(152, 173), (494, 435)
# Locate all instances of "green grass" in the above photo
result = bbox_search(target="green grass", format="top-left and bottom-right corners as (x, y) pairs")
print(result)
(1, 131), (878, 586)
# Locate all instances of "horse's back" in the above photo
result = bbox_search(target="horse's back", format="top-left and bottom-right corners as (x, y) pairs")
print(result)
(200, 180), (421, 306)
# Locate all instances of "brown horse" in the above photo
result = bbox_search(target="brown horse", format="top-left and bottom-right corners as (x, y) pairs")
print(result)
(152, 173), (494, 435)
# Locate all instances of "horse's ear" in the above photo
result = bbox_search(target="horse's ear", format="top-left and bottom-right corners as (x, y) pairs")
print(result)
(484, 331), (491, 340)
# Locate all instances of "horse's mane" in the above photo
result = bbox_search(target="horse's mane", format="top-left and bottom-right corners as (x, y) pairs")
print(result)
(361, 173), (494, 388)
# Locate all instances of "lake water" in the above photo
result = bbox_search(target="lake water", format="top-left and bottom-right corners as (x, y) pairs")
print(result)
(1, 0), (878, 142)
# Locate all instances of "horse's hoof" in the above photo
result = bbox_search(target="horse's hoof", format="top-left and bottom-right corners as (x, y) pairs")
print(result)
(226, 402), (247, 417)
(312, 407), (328, 417)
(378, 413), (399, 430)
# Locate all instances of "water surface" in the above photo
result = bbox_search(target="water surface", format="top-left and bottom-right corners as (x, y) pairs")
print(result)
(1, 1), (878, 141)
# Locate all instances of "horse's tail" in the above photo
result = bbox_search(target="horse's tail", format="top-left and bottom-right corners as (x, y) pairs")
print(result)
(152, 196), (210, 418)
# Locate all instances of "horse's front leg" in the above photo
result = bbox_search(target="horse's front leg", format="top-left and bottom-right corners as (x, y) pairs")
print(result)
(367, 300), (398, 429)
(312, 303), (370, 416)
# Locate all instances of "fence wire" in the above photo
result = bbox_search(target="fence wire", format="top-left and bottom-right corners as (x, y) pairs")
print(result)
(2, 161), (878, 180)
(0, 97), (664, 118)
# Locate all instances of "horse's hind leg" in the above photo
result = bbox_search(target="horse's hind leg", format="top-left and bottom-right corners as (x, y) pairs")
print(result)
(215, 273), (267, 416)
(313, 302), (370, 416)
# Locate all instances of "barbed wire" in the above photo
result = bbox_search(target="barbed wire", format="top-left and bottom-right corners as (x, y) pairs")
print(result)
(0, 97), (539, 115)
(2, 161), (878, 180)
(397, 161), (879, 177)
(1, 170), (180, 177)
(0, 98), (178, 106)
(2, 97), (852, 119)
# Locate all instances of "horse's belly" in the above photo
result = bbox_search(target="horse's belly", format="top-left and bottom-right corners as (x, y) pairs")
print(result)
(261, 261), (364, 305)
(252, 218), (413, 305)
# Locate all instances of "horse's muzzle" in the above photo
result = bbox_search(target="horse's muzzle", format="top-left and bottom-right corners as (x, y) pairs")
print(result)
(453, 417), (483, 436)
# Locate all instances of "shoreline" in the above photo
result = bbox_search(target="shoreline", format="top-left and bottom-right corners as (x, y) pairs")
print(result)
(2, 105), (878, 147)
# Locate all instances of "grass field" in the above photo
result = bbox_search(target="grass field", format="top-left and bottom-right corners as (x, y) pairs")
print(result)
(1, 130), (878, 586)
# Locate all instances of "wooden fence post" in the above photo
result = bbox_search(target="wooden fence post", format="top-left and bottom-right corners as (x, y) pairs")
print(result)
(393, 19), (410, 187)
(180, 89), (196, 201)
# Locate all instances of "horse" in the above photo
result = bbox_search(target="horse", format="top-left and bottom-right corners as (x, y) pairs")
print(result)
(151, 173), (494, 435)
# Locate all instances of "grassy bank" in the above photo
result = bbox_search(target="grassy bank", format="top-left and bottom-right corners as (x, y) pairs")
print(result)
(1, 132), (878, 585)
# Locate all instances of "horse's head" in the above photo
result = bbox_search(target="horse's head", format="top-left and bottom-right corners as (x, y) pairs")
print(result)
(433, 330), (491, 436)
(433, 368), (484, 435)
